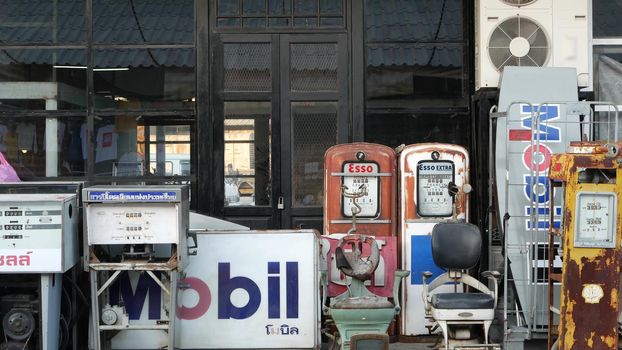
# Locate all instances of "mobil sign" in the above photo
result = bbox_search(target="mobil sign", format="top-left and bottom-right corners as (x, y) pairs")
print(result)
(176, 230), (320, 349)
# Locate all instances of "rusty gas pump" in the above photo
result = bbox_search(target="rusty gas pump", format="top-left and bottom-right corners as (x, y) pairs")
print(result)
(324, 142), (396, 237)
(322, 143), (399, 304)
(548, 141), (622, 349)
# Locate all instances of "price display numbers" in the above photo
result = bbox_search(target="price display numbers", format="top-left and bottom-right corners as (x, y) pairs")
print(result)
(417, 161), (454, 217)
(342, 162), (380, 217)
(575, 192), (617, 248)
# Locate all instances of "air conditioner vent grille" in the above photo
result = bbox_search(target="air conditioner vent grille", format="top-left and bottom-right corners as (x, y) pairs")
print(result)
(488, 16), (549, 71)
(500, 0), (537, 6)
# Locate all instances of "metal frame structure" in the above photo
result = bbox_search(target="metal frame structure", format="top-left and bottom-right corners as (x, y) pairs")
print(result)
(491, 100), (619, 347)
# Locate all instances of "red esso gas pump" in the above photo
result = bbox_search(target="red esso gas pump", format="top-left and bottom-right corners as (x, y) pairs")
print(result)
(398, 143), (471, 336)
(322, 143), (398, 299)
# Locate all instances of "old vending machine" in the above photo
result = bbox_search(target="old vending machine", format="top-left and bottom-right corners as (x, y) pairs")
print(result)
(83, 186), (190, 350)
(0, 186), (79, 350)
(399, 143), (471, 336)
(323, 143), (398, 300)
(549, 142), (622, 349)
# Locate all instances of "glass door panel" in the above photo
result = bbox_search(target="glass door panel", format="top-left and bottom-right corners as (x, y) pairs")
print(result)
(224, 101), (272, 207)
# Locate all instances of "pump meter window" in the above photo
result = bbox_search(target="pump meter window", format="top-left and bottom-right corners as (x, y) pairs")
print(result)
(342, 162), (380, 218)
(416, 160), (454, 217)
(574, 192), (617, 248)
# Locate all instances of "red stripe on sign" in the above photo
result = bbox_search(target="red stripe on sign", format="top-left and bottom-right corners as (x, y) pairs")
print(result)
(509, 129), (532, 141)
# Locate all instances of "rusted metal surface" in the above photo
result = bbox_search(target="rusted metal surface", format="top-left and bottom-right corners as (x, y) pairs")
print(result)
(324, 143), (396, 236)
(549, 141), (622, 349)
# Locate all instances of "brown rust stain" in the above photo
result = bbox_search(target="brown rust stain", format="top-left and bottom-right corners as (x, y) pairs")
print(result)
(561, 253), (620, 349)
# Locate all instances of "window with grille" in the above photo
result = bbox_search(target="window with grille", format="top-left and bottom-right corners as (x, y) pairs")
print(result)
(216, 0), (345, 28)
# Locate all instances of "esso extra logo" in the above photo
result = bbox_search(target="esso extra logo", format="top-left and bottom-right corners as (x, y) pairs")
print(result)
(347, 163), (374, 173)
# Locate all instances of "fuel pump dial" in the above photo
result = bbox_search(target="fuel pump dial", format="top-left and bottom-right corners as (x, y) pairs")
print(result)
(574, 192), (617, 248)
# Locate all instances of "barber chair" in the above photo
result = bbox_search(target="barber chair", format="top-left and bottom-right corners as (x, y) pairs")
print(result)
(422, 222), (500, 349)
(324, 234), (409, 350)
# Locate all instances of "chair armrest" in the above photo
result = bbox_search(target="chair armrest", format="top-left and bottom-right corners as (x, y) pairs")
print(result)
(421, 271), (433, 313)
(481, 270), (501, 309)
(393, 270), (410, 314)
(481, 270), (501, 279)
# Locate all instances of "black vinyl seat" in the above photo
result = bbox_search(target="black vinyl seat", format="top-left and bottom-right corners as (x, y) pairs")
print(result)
(422, 221), (500, 349)
(431, 293), (495, 310)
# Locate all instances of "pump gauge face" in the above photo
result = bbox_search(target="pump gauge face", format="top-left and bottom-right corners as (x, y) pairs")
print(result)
(574, 192), (617, 248)
(342, 162), (380, 218)
(416, 160), (454, 217)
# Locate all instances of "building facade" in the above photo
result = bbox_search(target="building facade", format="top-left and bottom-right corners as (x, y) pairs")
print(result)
(0, 0), (619, 231)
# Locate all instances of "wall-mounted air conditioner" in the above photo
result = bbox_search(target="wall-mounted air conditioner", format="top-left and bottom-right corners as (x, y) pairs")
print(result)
(476, 0), (591, 90)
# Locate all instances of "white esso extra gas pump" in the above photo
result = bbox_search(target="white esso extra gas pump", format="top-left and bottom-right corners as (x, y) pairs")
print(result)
(83, 185), (191, 350)
(399, 144), (471, 336)
(0, 184), (80, 350)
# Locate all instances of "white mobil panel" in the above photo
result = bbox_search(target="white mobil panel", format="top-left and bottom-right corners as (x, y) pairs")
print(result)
(0, 193), (78, 273)
(86, 203), (180, 245)
(175, 230), (321, 349)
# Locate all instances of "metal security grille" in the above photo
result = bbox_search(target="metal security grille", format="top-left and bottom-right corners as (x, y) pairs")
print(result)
(224, 43), (271, 91)
(291, 102), (338, 207)
(216, 0), (345, 28)
(290, 43), (338, 92)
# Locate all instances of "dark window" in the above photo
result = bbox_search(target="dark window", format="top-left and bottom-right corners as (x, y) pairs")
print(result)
(593, 0), (622, 38)
(93, 49), (195, 110)
(0, 0), (86, 44)
(364, 0), (468, 109)
(93, 0), (193, 44)
(0, 49), (87, 111)
(216, 0), (344, 28)
(365, 113), (469, 148)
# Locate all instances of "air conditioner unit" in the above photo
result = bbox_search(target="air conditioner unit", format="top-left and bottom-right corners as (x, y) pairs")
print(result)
(476, 0), (591, 90)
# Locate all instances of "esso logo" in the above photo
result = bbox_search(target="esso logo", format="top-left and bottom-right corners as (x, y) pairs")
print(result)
(347, 163), (374, 173)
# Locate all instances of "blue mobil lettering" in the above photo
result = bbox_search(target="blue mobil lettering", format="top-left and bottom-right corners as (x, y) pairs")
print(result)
(153, 261), (300, 320)
(118, 262), (300, 321)
(87, 191), (177, 202)
(219, 261), (299, 319)
(109, 272), (162, 320)
(520, 104), (561, 230)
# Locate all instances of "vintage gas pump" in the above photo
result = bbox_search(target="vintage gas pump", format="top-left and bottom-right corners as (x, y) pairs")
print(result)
(399, 143), (472, 336)
(549, 142), (622, 349)
(324, 143), (396, 237)
(83, 185), (191, 350)
(0, 183), (80, 350)
(323, 143), (399, 303)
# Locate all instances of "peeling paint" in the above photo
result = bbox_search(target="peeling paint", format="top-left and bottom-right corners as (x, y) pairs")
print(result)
(551, 142), (622, 349)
